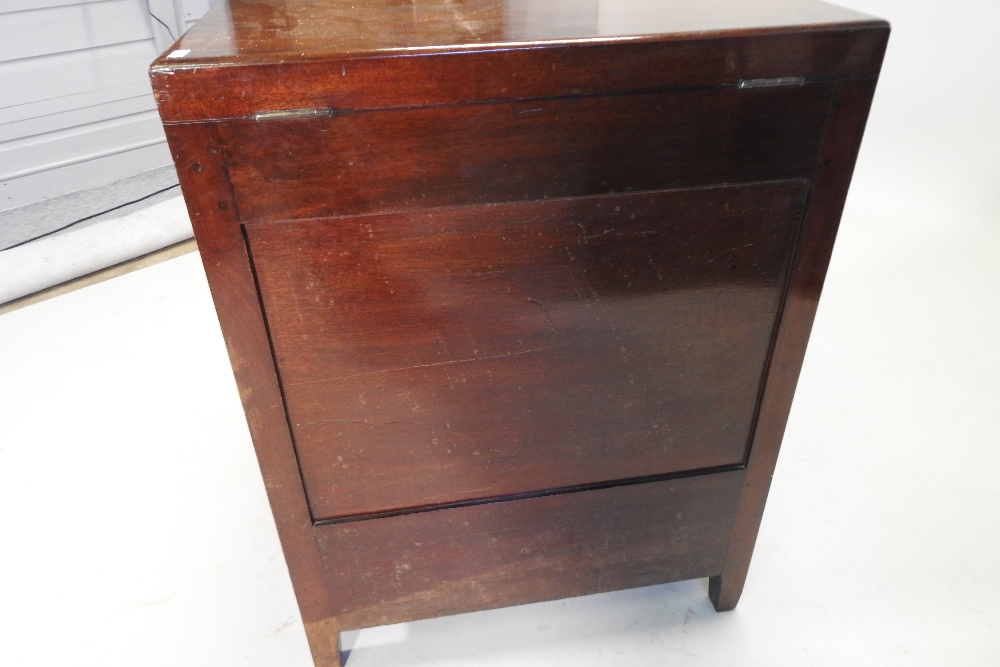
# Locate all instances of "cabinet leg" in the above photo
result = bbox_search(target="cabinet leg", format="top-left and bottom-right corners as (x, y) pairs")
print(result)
(304, 618), (343, 667)
(708, 573), (745, 612)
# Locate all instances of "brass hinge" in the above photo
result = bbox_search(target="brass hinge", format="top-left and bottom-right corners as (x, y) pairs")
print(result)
(738, 77), (806, 89)
(251, 107), (334, 121)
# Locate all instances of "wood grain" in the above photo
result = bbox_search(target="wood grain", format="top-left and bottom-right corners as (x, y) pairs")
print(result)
(160, 0), (881, 60)
(150, 28), (888, 124)
(318, 470), (745, 630)
(221, 86), (830, 222)
(149, 3), (889, 662)
(159, 124), (338, 645)
(247, 183), (807, 520)
(709, 77), (884, 611)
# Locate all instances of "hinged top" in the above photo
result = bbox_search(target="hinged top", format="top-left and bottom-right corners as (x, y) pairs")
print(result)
(149, 0), (887, 123)
(153, 0), (880, 66)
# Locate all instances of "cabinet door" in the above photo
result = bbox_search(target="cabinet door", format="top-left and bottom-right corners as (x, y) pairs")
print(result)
(245, 182), (807, 521)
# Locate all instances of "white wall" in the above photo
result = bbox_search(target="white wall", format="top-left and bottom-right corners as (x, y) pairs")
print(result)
(836, 0), (999, 226)
(0, 0), (215, 212)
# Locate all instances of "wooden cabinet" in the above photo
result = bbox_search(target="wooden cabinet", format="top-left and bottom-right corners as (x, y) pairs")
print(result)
(151, 1), (888, 664)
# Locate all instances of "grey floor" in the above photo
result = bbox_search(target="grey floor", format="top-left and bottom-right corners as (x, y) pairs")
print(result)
(0, 165), (192, 305)
(0, 165), (179, 251)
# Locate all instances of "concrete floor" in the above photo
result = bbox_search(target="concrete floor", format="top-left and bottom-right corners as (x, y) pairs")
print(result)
(0, 180), (998, 665)
(0, 190), (192, 305)
(0, 166), (180, 251)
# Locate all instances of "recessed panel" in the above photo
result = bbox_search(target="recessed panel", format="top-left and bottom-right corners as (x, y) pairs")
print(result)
(246, 182), (807, 520)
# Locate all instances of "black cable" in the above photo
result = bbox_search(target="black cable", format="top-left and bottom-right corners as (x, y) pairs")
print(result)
(146, 0), (177, 41)
(2, 183), (181, 252)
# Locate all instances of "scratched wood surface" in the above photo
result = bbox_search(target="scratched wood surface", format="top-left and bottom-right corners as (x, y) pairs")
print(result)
(220, 86), (830, 223)
(317, 470), (746, 629)
(150, 29), (888, 124)
(246, 182), (807, 520)
(160, 0), (880, 60)
(709, 78), (885, 612)
(148, 0), (888, 125)
(160, 123), (339, 664)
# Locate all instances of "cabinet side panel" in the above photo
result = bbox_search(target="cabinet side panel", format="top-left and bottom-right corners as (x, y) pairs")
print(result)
(711, 78), (882, 610)
(317, 470), (745, 630)
(161, 124), (335, 628)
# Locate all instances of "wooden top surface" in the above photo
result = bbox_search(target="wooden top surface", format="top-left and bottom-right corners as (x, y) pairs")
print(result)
(153, 0), (882, 66)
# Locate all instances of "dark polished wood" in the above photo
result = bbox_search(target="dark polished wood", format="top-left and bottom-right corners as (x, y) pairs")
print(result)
(159, 123), (339, 662)
(319, 470), (745, 629)
(247, 183), (806, 520)
(709, 77), (883, 612)
(150, 30), (888, 124)
(160, 0), (881, 59)
(151, 1), (888, 664)
(220, 86), (829, 222)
